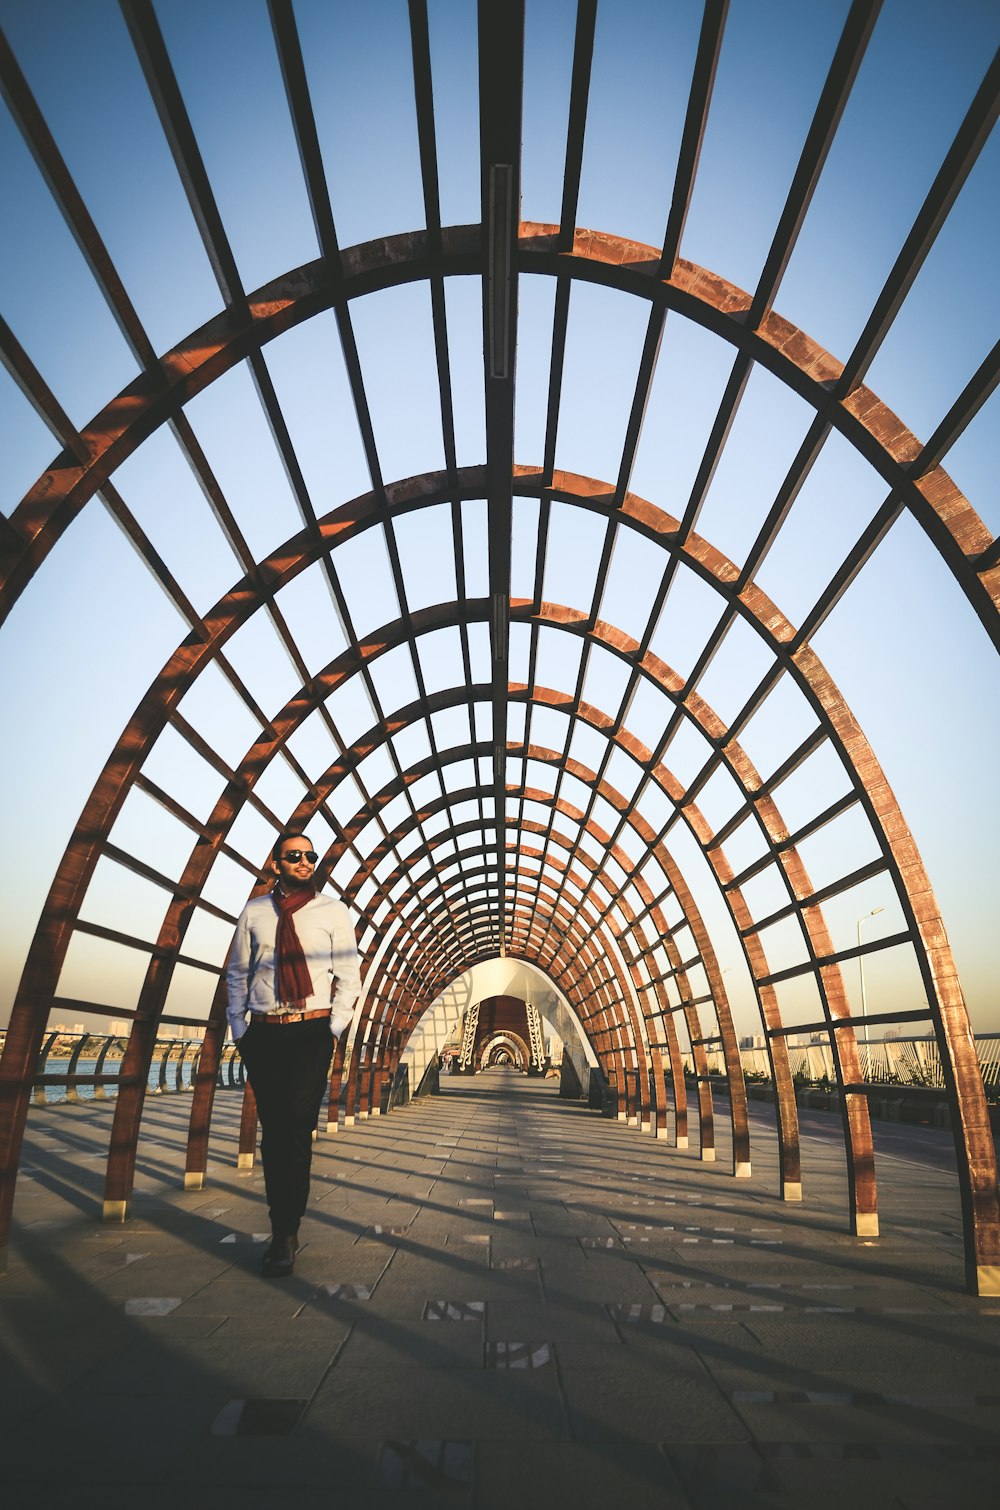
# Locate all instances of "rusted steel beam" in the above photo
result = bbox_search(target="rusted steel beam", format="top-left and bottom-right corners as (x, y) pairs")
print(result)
(790, 494), (906, 652)
(614, 305), (669, 504)
(680, 352), (754, 545)
(731, 755), (877, 1232)
(511, 760), (717, 1149)
(184, 989), (229, 1188)
(797, 642), (1000, 1292)
(0, 313), (85, 456)
(837, 45), (1000, 394)
(0, 24), (159, 369)
(73, 917), (220, 977)
(747, 0), (881, 327)
(407, 0), (467, 711)
(121, 0), (247, 310)
(267, 0), (342, 269)
(658, 851), (750, 1175)
(598, 867), (694, 1143)
(168, 415), (261, 581)
(922, 336), (1000, 479)
(557, 0), (598, 253)
(659, 0), (729, 276)
(479, 0), (524, 953)
(735, 415), (833, 594)
(723, 792), (859, 884)
(408, 0), (443, 247)
(103, 963), (173, 1219)
(517, 264), (576, 953)
(325, 1028), (349, 1132)
(237, 1079), (259, 1171)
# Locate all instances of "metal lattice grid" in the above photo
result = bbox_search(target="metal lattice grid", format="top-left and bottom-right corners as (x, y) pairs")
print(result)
(0, 1), (997, 1292)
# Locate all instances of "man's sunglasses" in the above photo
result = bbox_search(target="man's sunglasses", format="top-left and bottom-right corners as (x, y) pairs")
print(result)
(279, 849), (318, 864)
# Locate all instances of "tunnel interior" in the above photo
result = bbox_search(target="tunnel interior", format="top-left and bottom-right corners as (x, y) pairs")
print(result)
(0, 2), (998, 1295)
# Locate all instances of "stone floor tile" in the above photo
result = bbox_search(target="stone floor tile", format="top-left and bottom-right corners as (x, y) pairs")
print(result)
(337, 1315), (487, 1368)
(476, 1441), (687, 1508)
(0, 1393), (216, 1484)
(7, 1073), (998, 1505)
(309, 1365), (570, 1441)
(83, 1334), (342, 1397)
(560, 1364), (748, 1445)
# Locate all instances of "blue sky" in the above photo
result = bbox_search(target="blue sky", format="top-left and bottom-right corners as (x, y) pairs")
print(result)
(0, 0), (998, 1040)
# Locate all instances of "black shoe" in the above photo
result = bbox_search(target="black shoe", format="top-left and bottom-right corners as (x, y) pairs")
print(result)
(261, 1233), (299, 1278)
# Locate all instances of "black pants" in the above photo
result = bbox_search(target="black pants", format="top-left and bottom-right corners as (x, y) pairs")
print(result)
(238, 1018), (334, 1238)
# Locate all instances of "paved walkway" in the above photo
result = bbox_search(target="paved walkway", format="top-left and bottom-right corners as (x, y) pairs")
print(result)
(2, 1069), (999, 1507)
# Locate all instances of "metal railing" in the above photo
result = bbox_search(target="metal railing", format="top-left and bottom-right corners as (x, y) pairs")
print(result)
(691, 1035), (1000, 1093)
(3, 1030), (246, 1106)
(7, 1029), (999, 1105)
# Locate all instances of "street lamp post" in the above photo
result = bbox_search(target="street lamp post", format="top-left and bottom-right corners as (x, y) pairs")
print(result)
(857, 907), (885, 1062)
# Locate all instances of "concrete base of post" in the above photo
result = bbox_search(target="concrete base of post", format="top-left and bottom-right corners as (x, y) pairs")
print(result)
(237, 1152), (254, 1171)
(783, 1181), (803, 1202)
(975, 1265), (1000, 1296)
(183, 1171), (204, 1190)
(103, 1199), (127, 1222)
(734, 1161), (752, 1178)
(855, 1212), (879, 1237)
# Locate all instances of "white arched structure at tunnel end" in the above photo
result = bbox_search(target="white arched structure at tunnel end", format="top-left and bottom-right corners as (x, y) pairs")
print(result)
(401, 958), (598, 1098)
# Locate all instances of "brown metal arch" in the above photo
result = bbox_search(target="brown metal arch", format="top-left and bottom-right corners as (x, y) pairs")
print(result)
(0, 477), (990, 1220)
(1, 476), (996, 1286)
(280, 725), (709, 1096)
(345, 863), (635, 1118)
(0, 2), (995, 1333)
(166, 613), (996, 1250)
(336, 822), (647, 1125)
(350, 865), (638, 1118)
(0, 588), (942, 1226)
(516, 680), (878, 1221)
(203, 694), (709, 1141)
(268, 673), (817, 1182)
(2, 233), (997, 645)
(511, 836), (704, 1153)
(504, 752), (756, 1179)
(0, 591), (972, 1262)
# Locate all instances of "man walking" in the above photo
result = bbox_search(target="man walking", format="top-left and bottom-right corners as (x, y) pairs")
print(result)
(225, 832), (361, 1277)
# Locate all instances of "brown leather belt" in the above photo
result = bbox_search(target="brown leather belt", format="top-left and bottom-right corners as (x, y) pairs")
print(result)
(251, 1008), (330, 1026)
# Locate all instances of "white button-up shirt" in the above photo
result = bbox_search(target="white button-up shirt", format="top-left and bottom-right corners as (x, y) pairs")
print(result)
(225, 890), (362, 1042)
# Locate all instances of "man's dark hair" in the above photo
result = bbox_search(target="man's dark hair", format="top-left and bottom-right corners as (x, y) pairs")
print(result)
(272, 831), (311, 861)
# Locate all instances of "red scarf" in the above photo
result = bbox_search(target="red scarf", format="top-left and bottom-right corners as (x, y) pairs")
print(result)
(275, 885), (316, 1007)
